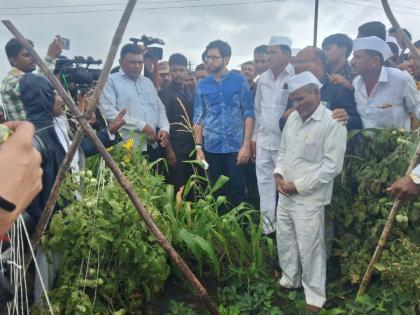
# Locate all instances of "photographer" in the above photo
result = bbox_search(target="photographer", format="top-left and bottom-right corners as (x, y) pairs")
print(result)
(0, 121), (42, 235)
(1, 37), (62, 122)
(100, 44), (169, 159)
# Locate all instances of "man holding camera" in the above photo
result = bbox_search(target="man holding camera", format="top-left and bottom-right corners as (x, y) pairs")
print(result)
(101, 43), (170, 158)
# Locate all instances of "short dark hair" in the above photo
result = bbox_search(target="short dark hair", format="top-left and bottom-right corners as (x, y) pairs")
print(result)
(414, 40), (420, 48)
(168, 53), (188, 67)
(389, 27), (412, 40)
(120, 43), (142, 58)
(254, 45), (268, 55)
(322, 33), (353, 58)
(195, 63), (206, 72)
(205, 40), (232, 58)
(241, 60), (255, 68)
(358, 21), (386, 40)
(387, 42), (399, 56)
(5, 38), (34, 59)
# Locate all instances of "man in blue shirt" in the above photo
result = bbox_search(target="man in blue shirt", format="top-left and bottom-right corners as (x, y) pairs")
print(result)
(193, 40), (255, 208)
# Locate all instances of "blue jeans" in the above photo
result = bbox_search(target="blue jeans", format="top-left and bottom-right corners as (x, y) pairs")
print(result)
(205, 151), (246, 209)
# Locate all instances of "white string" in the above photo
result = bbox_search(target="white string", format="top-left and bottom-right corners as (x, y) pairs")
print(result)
(18, 221), (30, 315)
(19, 216), (54, 315)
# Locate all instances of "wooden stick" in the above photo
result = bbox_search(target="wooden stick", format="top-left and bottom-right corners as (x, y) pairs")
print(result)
(381, 0), (420, 64)
(12, 0), (137, 271)
(2, 15), (219, 315)
(357, 140), (420, 299)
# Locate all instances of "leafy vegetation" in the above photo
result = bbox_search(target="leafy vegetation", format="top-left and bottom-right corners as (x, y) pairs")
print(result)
(39, 130), (420, 314)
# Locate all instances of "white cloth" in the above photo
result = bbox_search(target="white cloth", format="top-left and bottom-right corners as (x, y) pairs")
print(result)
(273, 105), (347, 206)
(353, 66), (420, 130)
(255, 146), (279, 234)
(276, 196), (326, 307)
(53, 115), (80, 173)
(253, 64), (295, 150)
(287, 71), (322, 94)
(353, 36), (393, 61)
(268, 36), (292, 48)
(100, 69), (170, 151)
(412, 164), (420, 176)
(386, 35), (402, 55)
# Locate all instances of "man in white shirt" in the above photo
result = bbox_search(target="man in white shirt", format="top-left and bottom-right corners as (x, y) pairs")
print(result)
(351, 36), (420, 130)
(101, 44), (170, 156)
(251, 36), (295, 234)
(274, 72), (347, 313)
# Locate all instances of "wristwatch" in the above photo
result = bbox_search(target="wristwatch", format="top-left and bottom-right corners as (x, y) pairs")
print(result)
(0, 196), (16, 212)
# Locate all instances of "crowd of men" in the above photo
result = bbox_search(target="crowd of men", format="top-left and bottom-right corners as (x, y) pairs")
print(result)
(1, 20), (420, 312)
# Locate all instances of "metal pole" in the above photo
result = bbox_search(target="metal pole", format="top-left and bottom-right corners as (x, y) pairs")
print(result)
(313, 0), (319, 46)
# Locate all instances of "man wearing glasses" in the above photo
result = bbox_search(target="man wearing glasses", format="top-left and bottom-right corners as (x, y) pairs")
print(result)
(193, 40), (254, 209)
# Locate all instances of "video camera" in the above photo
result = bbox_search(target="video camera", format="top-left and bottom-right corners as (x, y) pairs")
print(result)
(129, 35), (165, 61)
(55, 56), (102, 96)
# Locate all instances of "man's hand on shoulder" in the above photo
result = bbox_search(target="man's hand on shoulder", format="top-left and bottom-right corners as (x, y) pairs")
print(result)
(332, 108), (348, 126)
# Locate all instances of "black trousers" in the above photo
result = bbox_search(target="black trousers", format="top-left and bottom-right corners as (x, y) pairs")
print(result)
(167, 151), (194, 194)
(205, 151), (246, 209)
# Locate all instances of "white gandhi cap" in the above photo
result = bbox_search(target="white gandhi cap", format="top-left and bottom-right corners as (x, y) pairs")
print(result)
(353, 36), (393, 61)
(268, 36), (292, 49)
(287, 71), (323, 94)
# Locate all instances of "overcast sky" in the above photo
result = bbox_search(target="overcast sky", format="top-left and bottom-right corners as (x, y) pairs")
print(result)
(0, 0), (419, 79)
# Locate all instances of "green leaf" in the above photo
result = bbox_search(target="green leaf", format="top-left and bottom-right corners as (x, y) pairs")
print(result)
(179, 228), (220, 277)
(374, 263), (387, 272)
(210, 175), (229, 194)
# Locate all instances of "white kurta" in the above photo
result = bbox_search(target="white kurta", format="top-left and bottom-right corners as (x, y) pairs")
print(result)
(353, 66), (420, 130)
(274, 105), (347, 308)
(253, 64), (295, 234)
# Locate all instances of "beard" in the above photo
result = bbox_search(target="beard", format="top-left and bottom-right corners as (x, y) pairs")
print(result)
(209, 64), (223, 74)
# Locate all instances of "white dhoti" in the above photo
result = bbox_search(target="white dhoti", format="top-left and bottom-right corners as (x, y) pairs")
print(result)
(255, 146), (279, 234)
(276, 196), (326, 308)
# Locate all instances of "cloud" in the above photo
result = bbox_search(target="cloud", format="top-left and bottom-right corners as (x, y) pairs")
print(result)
(0, 0), (419, 86)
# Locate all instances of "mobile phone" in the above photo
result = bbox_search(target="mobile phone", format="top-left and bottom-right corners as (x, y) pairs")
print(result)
(58, 35), (70, 50)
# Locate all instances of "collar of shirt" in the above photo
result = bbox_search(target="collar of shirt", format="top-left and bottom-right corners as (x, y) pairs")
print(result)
(207, 70), (230, 83)
(10, 67), (25, 77)
(118, 68), (145, 83)
(266, 63), (294, 83)
(377, 66), (388, 83)
(302, 104), (324, 123)
(353, 67), (389, 97)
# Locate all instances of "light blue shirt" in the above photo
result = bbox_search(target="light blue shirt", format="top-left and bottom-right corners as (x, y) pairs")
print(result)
(100, 70), (169, 150)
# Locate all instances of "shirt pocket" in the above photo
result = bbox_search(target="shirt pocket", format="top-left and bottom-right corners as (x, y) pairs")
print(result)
(300, 140), (323, 163)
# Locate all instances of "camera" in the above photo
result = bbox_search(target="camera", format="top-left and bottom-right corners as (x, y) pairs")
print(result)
(129, 35), (165, 62)
(54, 56), (102, 97)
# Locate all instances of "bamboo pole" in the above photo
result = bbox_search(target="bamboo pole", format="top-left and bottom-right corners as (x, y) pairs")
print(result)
(356, 1), (420, 299)
(2, 15), (219, 315)
(18, 0), (137, 267)
(381, 0), (420, 64)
